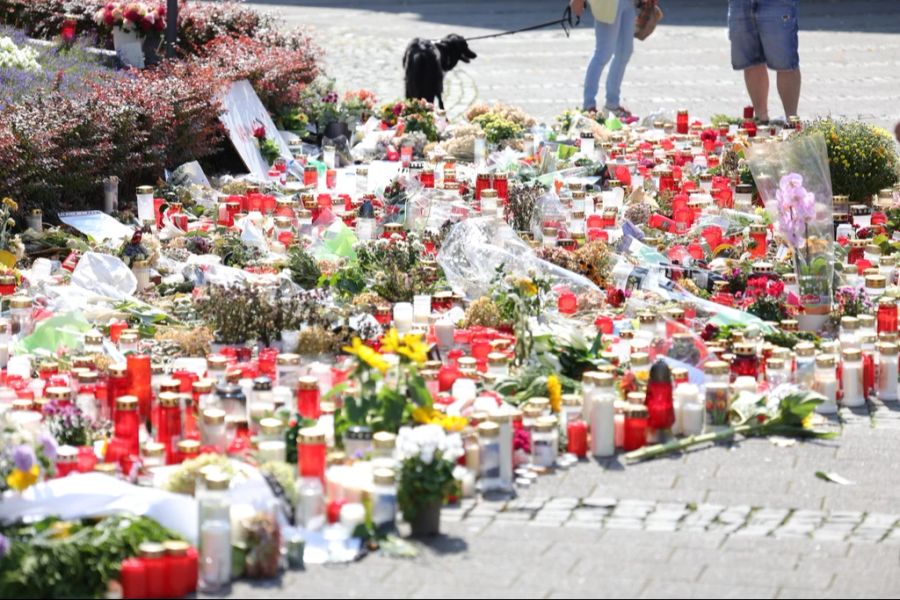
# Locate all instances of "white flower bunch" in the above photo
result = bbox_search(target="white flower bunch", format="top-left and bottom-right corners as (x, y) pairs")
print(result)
(0, 37), (41, 73)
(395, 425), (463, 465)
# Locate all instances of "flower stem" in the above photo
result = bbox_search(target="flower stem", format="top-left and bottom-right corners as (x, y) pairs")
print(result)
(624, 424), (754, 462)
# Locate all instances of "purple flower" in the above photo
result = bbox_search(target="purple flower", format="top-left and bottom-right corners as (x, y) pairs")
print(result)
(0, 533), (8, 560)
(40, 432), (58, 462)
(12, 445), (35, 472)
(775, 173), (817, 248)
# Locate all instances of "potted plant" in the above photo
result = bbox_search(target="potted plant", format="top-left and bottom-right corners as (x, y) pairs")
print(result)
(395, 424), (463, 536)
(94, 2), (166, 68)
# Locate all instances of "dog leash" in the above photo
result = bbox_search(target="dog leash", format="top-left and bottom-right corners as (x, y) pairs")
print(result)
(464, 6), (580, 41)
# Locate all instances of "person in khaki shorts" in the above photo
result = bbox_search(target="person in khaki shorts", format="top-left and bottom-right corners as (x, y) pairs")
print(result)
(728, 0), (801, 123)
(571, 0), (638, 123)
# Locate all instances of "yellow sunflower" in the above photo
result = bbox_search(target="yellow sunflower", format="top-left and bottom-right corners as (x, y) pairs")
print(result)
(342, 338), (390, 373)
(516, 278), (538, 297)
(547, 374), (562, 413)
(381, 328), (429, 364)
(6, 465), (39, 492)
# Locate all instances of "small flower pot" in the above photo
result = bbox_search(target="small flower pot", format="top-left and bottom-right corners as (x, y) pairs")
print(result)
(408, 500), (442, 537)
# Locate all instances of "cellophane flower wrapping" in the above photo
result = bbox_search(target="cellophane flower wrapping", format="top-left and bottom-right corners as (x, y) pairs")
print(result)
(747, 134), (834, 315)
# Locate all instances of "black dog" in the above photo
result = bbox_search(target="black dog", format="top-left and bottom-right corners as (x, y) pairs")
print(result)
(403, 34), (477, 110)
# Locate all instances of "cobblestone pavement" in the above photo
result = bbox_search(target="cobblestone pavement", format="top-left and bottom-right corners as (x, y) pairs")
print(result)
(249, 0), (900, 129)
(219, 397), (900, 598)
(219, 2), (900, 597)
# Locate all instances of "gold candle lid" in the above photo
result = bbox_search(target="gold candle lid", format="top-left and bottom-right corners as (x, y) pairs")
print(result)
(841, 348), (862, 361)
(373, 431), (397, 450)
(876, 342), (899, 355)
(202, 408), (226, 425)
(815, 354), (836, 368)
(477, 421), (500, 437)
(158, 391), (180, 408)
(704, 360), (730, 375)
(630, 352), (650, 367)
(142, 441), (165, 458)
(259, 417), (283, 436)
(866, 274), (887, 289)
(277, 353), (301, 366)
(298, 427), (326, 445)
(116, 395), (138, 411)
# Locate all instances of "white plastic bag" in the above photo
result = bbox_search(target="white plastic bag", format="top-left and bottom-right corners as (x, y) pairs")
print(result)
(70, 252), (137, 299)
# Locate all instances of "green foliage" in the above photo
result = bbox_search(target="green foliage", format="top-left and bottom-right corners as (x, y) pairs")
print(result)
(397, 454), (457, 521)
(799, 119), (899, 200)
(0, 515), (180, 599)
(259, 137), (281, 166)
(319, 263), (367, 298)
(472, 112), (523, 144)
(710, 114), (742, 127)
(287, 246), (321, 289)
(763, 329), (820, 349)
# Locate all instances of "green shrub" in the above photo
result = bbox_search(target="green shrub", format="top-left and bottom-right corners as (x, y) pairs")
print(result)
(800, 119), (899, 201)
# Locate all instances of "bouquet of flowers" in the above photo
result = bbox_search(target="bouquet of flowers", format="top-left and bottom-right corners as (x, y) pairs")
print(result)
(94, 2), (167, 35)
(748, 134), (834, 330)
(0, 36), (41, 72)
(342, 89), (378, 123)
(395, 425), (463, 523)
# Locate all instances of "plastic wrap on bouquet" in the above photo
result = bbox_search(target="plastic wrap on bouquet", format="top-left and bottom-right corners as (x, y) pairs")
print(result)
(405, 186), (471, 235)
(530, 190), (568, 242)
(747, 134), (834, 327)
(437, 217), (602, 302)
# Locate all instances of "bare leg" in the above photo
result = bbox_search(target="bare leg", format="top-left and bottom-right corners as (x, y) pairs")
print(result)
(743, 64), (769, 122)
(776, 69), (801, 118)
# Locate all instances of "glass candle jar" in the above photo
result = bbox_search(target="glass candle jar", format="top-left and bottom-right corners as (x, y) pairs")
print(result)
(371, 468), (398, 533)
(393, 302), (414, 334)
(114, 395), (140, 457)
(734, 184), (753, 212)
(566, 416), (588, 458)
(126, 354), (152, 421)
(703, 360), (730, 386)
(877, 298), (898, 336)
(814, 354), (839, 414)
(623, 404), (649, 451)
(176, 439), (200, 464)
(852, 204), (872, 230)
(676, 383), (704, 436)
(297, 376), (321, 420)
(298, 427), (327, 483)
(865, 244), (883, 265)
(486, 409), (514, 489)
(157, 392), (182, 465)
(748, 224), (767, 259)
(704, 382), (731, 427)
(865, 274), (887, 300)
(848, 239), (867, 265)
(730, 343), (760, 381)
(542, 226), (558, 247)
(163, 540), (196, 598)
(201, 408), (227, 453)
(877, 342), (899, 402)
(294, 476), (326, 530)
(841, 349), (865, 408)
(303, 165), (318, 188)
(589, 372), (617, 458)
(531, 417), (558, 468)
(135, 185), (155, 225)
(793, 342), (816, 389)
(676, 109), (689, 135)
(276, 353), (301, 390)
(9, 295), (33, 337)
(492, 172), (509, 202)
(55, 445), (79, 478)
(0, 274), (16, 296)
(139, 542), (167, 599)
(119, 558), (146, 599)
(839, 316), (860, 351)
(198, 472), (232, 593)
(478, 421), (502, 489)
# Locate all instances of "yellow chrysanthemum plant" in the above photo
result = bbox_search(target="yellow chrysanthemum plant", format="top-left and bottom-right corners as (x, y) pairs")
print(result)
(339, 328), (435, 436)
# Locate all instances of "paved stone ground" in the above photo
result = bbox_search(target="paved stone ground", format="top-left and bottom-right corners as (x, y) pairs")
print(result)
(219, 397), (900, 598)
(218, 2), (900, 597)
(248, 0), (900, 129)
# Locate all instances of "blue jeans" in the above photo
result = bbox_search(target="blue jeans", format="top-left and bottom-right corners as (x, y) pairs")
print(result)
(583, 0), (636, 110)
(728, 0), (800, 71)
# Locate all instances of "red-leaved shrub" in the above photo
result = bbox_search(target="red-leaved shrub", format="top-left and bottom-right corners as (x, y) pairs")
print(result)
(192, 35), (320, 116)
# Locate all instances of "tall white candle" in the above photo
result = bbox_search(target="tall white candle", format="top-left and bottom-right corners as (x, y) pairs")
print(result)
(199, 520), (232, 591)
(393, 302), (413, 334)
